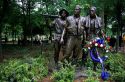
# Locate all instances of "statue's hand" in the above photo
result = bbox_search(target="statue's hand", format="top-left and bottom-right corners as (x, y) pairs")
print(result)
(60, 38), (64, 44)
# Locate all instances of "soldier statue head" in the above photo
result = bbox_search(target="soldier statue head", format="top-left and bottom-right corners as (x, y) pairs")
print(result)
(90, 6), (96, 18)
(59, 9), (69, 19)
(74, 5), (81, 17)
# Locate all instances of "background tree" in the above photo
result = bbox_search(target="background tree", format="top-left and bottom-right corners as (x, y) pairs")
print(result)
(0, 0), (125, 51)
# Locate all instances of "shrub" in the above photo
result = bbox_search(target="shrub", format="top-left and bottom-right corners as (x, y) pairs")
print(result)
(0, 56), (48, 82)
(105, 53), (125, 82)
(52, 60), (75, 82)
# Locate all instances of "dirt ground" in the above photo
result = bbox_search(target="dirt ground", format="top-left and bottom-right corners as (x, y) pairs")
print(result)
(41, 76), (113, 82)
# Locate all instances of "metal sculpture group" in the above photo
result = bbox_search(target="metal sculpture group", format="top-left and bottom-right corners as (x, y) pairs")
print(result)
(50, 5), (111, 80)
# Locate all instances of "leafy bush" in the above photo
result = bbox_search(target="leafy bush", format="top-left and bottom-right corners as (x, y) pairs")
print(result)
(82, 50), (125, 82)
(84, 68), (100, 82)
(52, 60), (75, 82)
(0, 56), (48, 82)
(105, 53), (125, 82)
(84, 77), (100, 82)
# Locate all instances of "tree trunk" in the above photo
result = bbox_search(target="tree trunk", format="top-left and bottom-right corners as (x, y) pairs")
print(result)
(104, 14), (107, 33)
(45, 1), (52, 42)
(15, 31), (16, 44)
(12, 29), (14, 44)
(0, 32), (3, 61)
(28, 0), (33, 46)
(0, 0), (11, 60)
(116, 0), (123, 52)
(21, 0), (28, 46)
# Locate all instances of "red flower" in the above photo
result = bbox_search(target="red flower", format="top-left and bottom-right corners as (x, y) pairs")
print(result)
(98, 43), (101, 47)
(106, 37), (110, 42)
(92, 41), (96, 44)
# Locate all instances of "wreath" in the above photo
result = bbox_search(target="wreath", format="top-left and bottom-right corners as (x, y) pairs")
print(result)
(84, 36), (113, 53)
(83, 35), (112, 80)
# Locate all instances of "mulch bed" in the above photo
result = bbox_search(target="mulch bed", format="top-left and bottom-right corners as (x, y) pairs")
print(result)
(41, 76), (113, 82)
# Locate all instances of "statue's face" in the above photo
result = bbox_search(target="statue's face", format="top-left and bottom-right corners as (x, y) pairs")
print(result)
(74, 8), (81, 15)
(90, 8), (96, 17)
(61, 11), (67, 17)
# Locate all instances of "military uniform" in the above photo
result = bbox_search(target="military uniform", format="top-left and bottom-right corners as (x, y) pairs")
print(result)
(51, 18), (66, 63)
(83, 15), (102, 70)
(64, 16), (85, 61)
(84, 15), (102, 40)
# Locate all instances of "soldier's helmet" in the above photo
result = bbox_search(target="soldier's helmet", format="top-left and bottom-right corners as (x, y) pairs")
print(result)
(59, 9), (69, 17)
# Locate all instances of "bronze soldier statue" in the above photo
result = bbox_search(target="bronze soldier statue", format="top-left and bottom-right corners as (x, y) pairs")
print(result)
(83, 6), (102, 71)
(61, 5), (86, 63)
(51, 9), (69, 65)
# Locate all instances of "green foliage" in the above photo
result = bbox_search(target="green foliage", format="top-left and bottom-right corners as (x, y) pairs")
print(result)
(84, 77), (100, 82)
(52, 60), (75, 82)
(105, 53), (125, 82)
(84, 68), (100, 82)
(80, 50), (125, 81)
(85, 68), (100, 77)
(0, 56), (48, 82)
